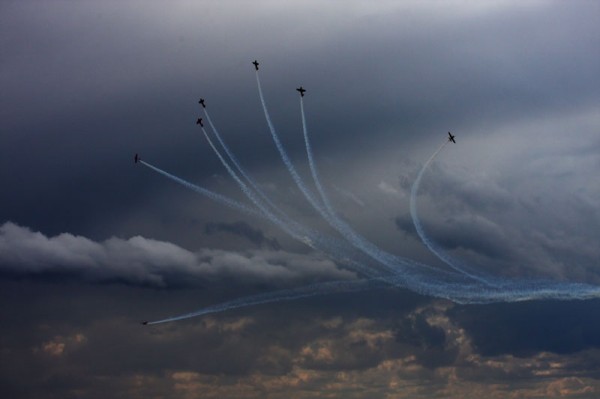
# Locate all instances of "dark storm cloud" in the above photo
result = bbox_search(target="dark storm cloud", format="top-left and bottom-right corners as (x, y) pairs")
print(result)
(2, 1), (600, 398)
(452, 300), (600, 357)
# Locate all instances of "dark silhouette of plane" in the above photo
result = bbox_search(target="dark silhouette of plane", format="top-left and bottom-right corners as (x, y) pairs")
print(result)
(199, 98), (206, 108)
(252, 60), (259, 70)
(196, 118), (203, 127)
(448, 132), (456, 143)
(296, 86), (306, 97)
(134, 153), (140, 163)
(141, 321), (148, 325)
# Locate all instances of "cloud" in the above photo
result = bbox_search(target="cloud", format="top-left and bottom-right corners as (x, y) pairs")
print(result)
(0, 222), (354, 287)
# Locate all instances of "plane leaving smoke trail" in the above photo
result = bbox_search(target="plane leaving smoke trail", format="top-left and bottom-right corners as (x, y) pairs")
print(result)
(409, 141), (495, 285)
(254, 73), (396, 277)
(256, 74), (432, 280)
(255, 72), (331, 218)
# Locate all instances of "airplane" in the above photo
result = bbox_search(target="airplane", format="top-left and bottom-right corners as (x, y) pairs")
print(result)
(296, 86), (306, 97)
(252, 60), (259, 70)
(141, 321), (148, 326)
(448, 132), (456, 143)
(134, 153), (140, 163)
(198, 98), (206, 108)
(196, 118), (204, 127)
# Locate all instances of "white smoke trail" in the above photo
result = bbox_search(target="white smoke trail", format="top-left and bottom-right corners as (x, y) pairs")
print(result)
(140, 160), (260, 217)
(255, 72), (331, 217)
(147, 278), (386, 324)
(199, 125), (301, 240)
(145, 258), (600, 324)
(409, 141), (495, 285)
(203, 109), (287, 219)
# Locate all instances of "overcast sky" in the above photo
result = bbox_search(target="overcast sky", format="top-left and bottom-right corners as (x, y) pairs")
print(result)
(2, 1), (600, 398)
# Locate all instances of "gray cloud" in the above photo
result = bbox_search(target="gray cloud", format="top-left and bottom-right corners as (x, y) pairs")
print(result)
(0, 222), (354, 287)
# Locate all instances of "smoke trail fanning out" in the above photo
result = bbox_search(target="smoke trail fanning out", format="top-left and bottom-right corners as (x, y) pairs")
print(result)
(138, 66), (600, 324)
(196, 119), (393, 279)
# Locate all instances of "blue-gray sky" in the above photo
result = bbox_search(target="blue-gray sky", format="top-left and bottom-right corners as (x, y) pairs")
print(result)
(1, 1), (600, 397)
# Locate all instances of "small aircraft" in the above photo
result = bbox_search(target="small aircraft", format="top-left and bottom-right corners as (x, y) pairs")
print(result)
(134, 153), (140, 163)
(141, 321), (148, 326)
(448, 132), (456, 143)
(196, 118), (204, 127)
(296, 86), (306, 97)
(199, 98), (206, 108)
(252, 60), (259, 70)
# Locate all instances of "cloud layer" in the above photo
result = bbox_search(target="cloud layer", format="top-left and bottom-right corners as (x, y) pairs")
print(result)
(0, 222), (354, 287)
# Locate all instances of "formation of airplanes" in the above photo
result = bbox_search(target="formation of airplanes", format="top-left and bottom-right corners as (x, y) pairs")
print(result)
(135, 60), (459, 326)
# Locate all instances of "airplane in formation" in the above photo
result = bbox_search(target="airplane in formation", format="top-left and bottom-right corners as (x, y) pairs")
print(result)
(199, 98), (206, 108)
(448, 132), (456, 143)
(134, 153), (140, 163)
(252, 60), (259, 70)
(296, 86), (306, 97)
(196, 118), (204, 127)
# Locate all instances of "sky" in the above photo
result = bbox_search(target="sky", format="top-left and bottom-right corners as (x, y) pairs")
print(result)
(1, 0), (600, 397)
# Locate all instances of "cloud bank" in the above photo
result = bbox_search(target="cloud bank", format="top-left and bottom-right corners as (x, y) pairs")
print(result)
(0, 222), (354, 287)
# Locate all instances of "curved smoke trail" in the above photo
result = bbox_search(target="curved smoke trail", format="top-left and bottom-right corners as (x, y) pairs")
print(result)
(409, 141), (496, 285)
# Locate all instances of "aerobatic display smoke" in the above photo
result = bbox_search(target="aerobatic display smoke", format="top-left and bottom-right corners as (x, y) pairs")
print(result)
(139, 65), (600, 324)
